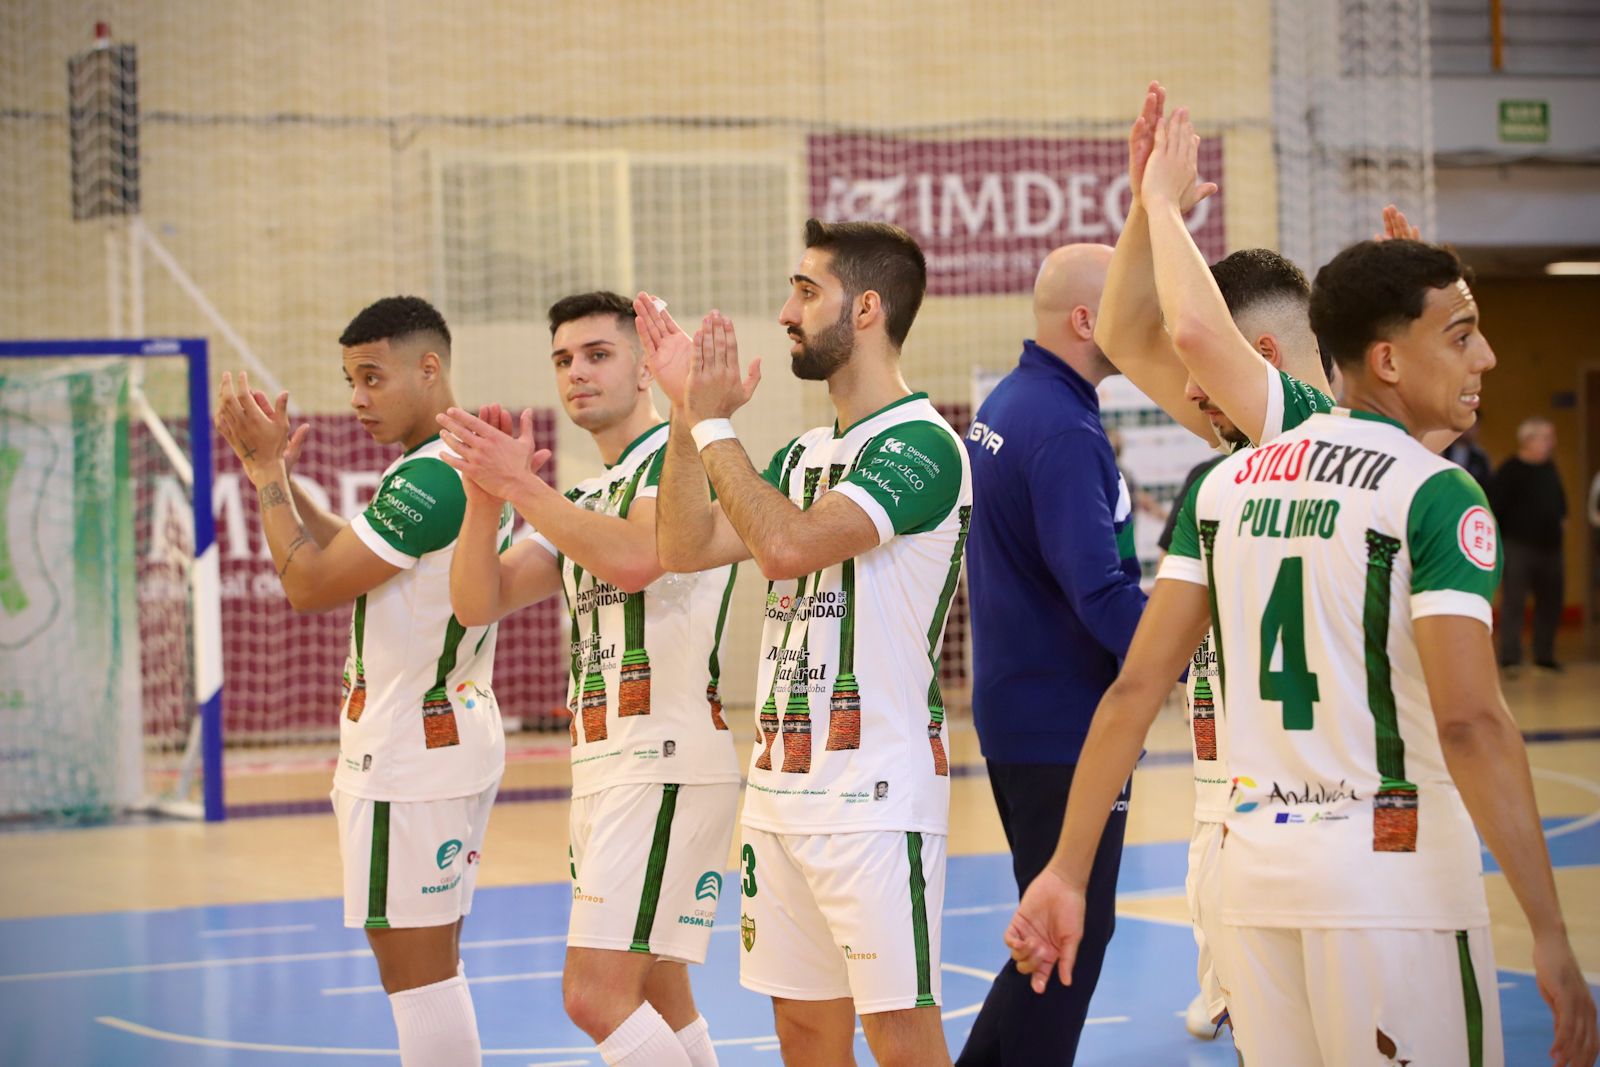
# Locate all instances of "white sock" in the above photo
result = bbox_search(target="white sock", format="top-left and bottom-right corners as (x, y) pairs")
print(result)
(389, 974), (482, 1067)
(597, 1002), (692, 1067)
(675, 1014), (719, 1067)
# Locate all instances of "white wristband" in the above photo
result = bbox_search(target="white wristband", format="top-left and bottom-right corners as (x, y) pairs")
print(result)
(690, 418), (738, 452)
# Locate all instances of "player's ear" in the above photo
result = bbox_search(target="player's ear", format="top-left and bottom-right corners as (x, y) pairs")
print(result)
(1257, 334), (1285, 370)
(1368, 340), (1401, 385)
(856, 289), (883, 332)
(419, 350), (443, 382)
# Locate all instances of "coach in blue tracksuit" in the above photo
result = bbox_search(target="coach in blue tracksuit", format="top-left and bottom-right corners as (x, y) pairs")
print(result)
(957, 244), (1147, 1066)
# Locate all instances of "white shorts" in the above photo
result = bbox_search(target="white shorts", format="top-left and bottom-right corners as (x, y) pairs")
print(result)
(1220, 924), (1503, 1066)
(332, 775), (499, 930)
(567, 781), (740, 965)
(737, 826), (946, 1015)
(1185, 819), (1229, 1021)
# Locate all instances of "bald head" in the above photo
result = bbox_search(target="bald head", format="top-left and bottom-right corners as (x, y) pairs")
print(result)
(1032, 243), (1115, 382)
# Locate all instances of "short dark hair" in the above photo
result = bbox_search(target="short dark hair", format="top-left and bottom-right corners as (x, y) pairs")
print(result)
(547, 290), (637, 339)
(803, 218), (927, 348)
(1210, 248), (1310, 317)
(1211, 249), (1331, 379)
(339, 296), (451, 355)
(1310, 240), (1469, 370)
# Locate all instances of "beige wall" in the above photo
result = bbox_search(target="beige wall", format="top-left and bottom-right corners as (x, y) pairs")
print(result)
(1470, 277), (1599, 611)
(2, 0), (1277, 704)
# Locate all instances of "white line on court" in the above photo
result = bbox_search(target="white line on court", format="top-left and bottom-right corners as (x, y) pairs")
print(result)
(200, 924), (316, 939)
(2, 933), (570, 984)
(323, 970), (564, 996)
(1530, 767), (1600, 840)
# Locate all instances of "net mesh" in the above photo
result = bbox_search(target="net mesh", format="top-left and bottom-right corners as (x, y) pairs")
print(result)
(0, 1), (1434, 778)
(0, 355), (194, 817)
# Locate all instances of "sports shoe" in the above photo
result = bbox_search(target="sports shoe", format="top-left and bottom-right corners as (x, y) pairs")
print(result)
(1185, 992), (1220, 1040)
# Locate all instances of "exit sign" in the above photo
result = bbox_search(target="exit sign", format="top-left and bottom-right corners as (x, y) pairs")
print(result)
(1499, 99), (1550, 144)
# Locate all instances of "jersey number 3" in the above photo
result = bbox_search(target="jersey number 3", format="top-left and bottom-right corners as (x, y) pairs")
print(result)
(1260, 556), (1320, 730)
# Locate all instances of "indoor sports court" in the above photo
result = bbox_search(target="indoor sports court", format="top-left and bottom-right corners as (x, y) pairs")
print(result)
(3, 1), (1598, 1065)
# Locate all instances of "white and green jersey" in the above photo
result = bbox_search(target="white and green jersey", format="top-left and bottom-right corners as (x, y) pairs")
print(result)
(528, 423), (741, 799)
(338, 436), (511, 802)
(1161, 409), (1501, 929)
(742, 393), (973, 836)
(1191, 365), (1334, 823)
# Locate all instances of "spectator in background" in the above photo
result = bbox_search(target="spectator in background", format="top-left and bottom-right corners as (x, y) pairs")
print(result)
(1443, 418), (1492, 489)
(1490, 417), (1567, 671)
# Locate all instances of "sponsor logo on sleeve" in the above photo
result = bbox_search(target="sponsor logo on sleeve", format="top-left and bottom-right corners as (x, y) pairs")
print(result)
(1457, 505), (1497, 571)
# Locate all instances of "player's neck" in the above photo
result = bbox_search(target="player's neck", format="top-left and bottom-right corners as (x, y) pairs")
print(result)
(1341, 381), (1430, 439)
(592, 398), (664, 466)
(398, 391), (458, 452)
(825, 350), (912, 433)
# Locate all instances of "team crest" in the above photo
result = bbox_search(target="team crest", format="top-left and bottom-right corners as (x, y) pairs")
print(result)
(740, 913), (756, 952)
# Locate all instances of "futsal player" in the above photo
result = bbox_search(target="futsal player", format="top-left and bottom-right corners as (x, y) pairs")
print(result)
(439, 291), (740, 1067)
(1004, 114), (1598, 1065)
(215, 296), (503, 1066)
(645, 218), (972, 1067)
(1095, 84), (1411, 1043)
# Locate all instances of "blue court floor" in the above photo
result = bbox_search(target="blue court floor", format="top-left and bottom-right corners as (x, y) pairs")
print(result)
(4, 822), (1596, 1067)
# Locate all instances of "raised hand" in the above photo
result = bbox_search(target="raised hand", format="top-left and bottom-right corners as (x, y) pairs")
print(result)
(1127, 81), (1165, 209)
(1002, 866), (1087, 995)
(215, 371), (293, 484)
(436, 405), (552, 504)
(1141, 107), (1219, 215)
(1373, 203), (1422, 243)
(633, 292), (693, 408)
(683, 311), (761, 424)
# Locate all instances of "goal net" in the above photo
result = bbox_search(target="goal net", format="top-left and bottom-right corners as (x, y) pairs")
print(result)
(0, 339), (220, 820)
(0, 1), (1435, 775)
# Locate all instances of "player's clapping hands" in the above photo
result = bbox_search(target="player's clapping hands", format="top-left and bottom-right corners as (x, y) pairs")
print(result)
(437, 404), (552, 505)
(1140, 105), (1219, 216)
(1003, 866), (1088, 995)
(633, 292), (693, 408)
(215, 370), (308, 484)
(683, 311), (761, 424)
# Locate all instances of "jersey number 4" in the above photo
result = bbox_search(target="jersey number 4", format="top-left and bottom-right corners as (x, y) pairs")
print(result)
(1260, 556), (1320, 730)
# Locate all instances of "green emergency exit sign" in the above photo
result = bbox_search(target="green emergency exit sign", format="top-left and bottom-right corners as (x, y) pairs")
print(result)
(1499, 100), (1550, 144)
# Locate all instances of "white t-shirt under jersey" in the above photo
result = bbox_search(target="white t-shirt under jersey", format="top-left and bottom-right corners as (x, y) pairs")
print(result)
(741, 393), (974, 837)
(1190, 363), (1335, 823)
(337, 436), (511, 802)
(1162, 408), (1501, 929)
(528, 423), (742, 799)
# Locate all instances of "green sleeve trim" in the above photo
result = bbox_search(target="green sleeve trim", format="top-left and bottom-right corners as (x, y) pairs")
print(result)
(841, 422), (963, 535)
(1166, 462), (1215, 561)
(1408, 468), (1501, 597)
(361, 456), (467, 557)
(642, 443), (666, 490)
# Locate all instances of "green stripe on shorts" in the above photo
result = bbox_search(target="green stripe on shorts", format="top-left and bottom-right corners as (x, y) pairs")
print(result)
(1457, 930), (1483, 1067)
(365, 801), (391, 929)
(907, 832), (934, 1008)
(630, 783), (681, 953)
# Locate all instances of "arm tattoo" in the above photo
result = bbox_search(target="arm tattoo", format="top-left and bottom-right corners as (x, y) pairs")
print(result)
(278, 532), (312, 577)
(259, 482), (288, 509)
